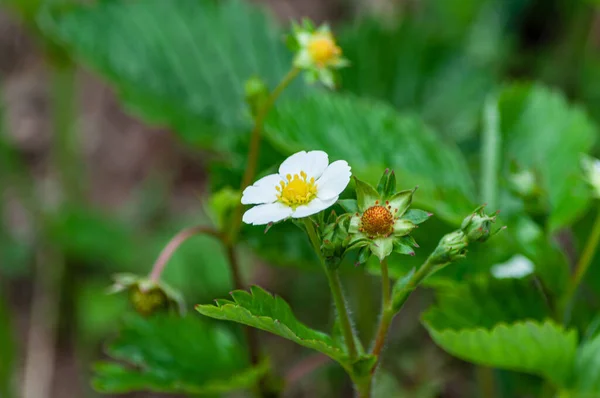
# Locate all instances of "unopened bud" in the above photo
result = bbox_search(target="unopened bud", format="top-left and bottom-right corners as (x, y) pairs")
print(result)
(244, 76), (269, 118)
(109, 273), (185, 316)
(461, 205), (497, 243)
(430, 230), (469, 265)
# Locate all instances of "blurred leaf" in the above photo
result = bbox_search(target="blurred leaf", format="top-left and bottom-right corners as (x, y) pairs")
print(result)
(422, 277), (550, 330)
(337, 0), (511, 142)
(264, 93), (476, 224)
(37, 0), (303, 148)
(423, 319), (577, 386)
(497, 83), (596, 230)
(48, 206), (135, 269)
(196, 285), (349, 364)
(564, 333), (600, 395)
(93, 313), (266, 394)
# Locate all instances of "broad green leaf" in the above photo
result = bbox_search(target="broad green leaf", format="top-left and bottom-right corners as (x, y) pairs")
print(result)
(564, 333), (600, 395)
(337, 3), (510, 142)
(264, 93), (476, 224)
(423, 319), (577, 387)
(196, 285), (349, 364)
(92, 314), (266, 394)
(37, 0), (302, 148)
(497, 84), (596, 230)
(422, 277), (550, 330)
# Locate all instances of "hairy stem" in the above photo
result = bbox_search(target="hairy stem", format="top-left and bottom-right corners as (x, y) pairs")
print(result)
(481, 96), (501, 210)
(562, 206), (600, 319)
(228, 67), (300, 244)
(370, 258), (392, 359)
(149, 226), (222, 283)
(303, 218), (358, 360)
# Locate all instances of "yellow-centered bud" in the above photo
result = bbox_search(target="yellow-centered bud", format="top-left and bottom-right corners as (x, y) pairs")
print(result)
(308, 34), (342, 67)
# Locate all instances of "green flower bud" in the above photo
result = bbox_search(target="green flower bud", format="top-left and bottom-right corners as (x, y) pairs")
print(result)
(320, 212), (351, 269)
(244, 76), (269, 118)
(430, 230), (469, 265)
(109, 273), (185, 316)
(461, 205), (497, 243)
(581, 155), (600, 198)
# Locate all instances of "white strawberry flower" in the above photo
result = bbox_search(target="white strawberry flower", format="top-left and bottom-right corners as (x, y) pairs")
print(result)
(241, 150), (351, 225)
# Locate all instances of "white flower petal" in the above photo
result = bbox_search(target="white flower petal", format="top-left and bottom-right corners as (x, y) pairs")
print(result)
(241, 174), (283, 205)
(491, 255), (535, 279)
(291, 196), (338, 219)
(278, 150), (328, 179)
(293, 49), (312, 69)
(242, 202), (293, 225)
(316, 160), (351, 200)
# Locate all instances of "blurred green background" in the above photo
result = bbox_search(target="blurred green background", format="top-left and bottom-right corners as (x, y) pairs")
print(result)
(2, 0), (600, 397)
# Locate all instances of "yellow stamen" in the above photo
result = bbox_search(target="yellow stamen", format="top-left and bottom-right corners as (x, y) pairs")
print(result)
(308, 33), (341, 67)
(276, 171), (318, 208)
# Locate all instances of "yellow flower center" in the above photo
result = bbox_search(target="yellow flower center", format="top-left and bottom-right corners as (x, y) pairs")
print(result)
(308, 34), (341, 67)
(360, 205), (394, 237)
(276, 171), (318, 208)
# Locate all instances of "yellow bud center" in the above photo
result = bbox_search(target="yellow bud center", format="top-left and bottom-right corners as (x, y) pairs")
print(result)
(308, 34), (341, 67)
(276, 171), (318, 208)
(360, 205), (394, 237)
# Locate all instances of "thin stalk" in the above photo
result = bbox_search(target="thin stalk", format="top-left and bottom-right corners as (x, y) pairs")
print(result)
(303, 218), (358, 360)
(478, 95), (500, 397)
(370, 259), (392, 359)
(227, 67), (300, 245)
(562, 207), (600, 318)
(481, 95), (501, 210)
(149, 226), (222, 283)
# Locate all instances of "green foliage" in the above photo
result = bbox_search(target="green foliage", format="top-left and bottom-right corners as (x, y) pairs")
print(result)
(93, 313), (267, 394)
(264, 93), (476, 224)
(423, 319), (577, 387)
(196, 285), (349, 364)
(497, 84), (596, 230)
(564, 333), (600, 395)
(37, 0), (303, 148)
(423, 278), (550, 330)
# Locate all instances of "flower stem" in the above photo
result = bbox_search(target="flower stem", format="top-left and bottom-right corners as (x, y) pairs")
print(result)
(149, 226), (222, 283)
(562, 206), (600, 319)
(302, 218), (358, 360)
(227, 67), (301, 245)
(370, 259), (392, 359)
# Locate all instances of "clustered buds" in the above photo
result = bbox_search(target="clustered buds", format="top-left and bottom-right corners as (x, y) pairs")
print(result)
(319, 211), (352, 269)
(430, 205), (503, 266)
(109, 273), (185, 316)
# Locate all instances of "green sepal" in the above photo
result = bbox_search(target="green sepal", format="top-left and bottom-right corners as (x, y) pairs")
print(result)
(369, 237), (393, 262)
(461, 205), (498, 243)
(338, 199), (358, 213)
(354, 177), (380, 212)
(403, 209), (431, 225)
(388, 188), (415, 217)
(392, 219), (416, 237)
(392, 240), (415, 256)
(356, 246), (371, 265)
(376, 169), (396, 199)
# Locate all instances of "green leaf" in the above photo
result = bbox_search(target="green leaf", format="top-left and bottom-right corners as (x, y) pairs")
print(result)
(424, 319), (577, 387)
(264, 93), (476, 224)
(565, 333), (600, 395)
(92, 314), (267, 394)
(196, 285), (349, 364)
(37, 0), (302, 148)
(498, 84), (596, 230)
(423, 278), (550, 330)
